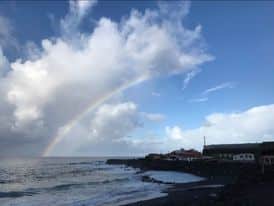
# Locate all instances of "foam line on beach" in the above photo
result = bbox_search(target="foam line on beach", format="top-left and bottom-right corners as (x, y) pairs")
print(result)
(143, 170), (205, 184)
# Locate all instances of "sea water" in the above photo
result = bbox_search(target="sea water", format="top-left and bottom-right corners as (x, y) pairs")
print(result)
(0, 157), (203, 206)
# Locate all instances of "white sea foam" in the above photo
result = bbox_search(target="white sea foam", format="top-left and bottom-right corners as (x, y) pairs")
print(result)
(0, 158), (168, 206)
(144, 170), (205, 184)
(190, 184), (224, 189)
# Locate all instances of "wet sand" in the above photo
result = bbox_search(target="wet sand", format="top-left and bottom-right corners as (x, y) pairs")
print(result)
(122, 176), (274, 206)
(121, 179), (227, 206)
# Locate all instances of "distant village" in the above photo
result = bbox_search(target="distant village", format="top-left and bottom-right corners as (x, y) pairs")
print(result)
(145, 141), (274, 167)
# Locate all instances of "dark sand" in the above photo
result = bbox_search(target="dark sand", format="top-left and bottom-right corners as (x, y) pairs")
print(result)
(122, 178), (274, 206)
(121, 179), (226, 206)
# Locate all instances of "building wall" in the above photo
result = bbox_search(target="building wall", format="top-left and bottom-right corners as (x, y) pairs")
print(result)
(203, 142), (274, 164)
(218, 153), (233, 160)
(233, 153), (255, 161)
(262, 155), (274, 165)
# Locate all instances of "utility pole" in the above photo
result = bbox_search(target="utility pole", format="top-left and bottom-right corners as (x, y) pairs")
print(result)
(203, 136), (206, 147)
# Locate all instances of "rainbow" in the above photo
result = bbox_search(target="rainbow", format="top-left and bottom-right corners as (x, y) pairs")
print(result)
(42, 74), (148, 156)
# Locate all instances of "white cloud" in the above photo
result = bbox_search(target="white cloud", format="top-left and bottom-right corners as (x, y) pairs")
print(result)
(166, 126), (184, 140)
(189, 81), (235, 103)
(143, 112), (165, 122)
(163, 104), (274, 151)
(152, 92), (161, 97)
(0, 48), (10, 77)
(88, 102), (141, 141)
(0, 1), (213, 155)
(113, 104), (274, 155)
(52, 103), (274, 156)
(24, 41), (42, 61)
(188, 97), (208, 103)
(50, 102), (167, 155)
(4, 2), (211, 127)
(0, 16), (18, 50)
(202, 81), (236, 95)
(50, 101), (142, 156)
(74, 0), (97, 18)
(61, 0), (97, 36)
(182, 69), (201, 90)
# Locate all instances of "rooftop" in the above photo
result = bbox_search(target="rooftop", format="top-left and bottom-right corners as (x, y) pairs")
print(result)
(204, 143), (260, 150)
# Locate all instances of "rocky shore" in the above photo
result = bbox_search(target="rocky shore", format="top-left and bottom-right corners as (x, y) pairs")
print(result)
(107, 158), (274, 206)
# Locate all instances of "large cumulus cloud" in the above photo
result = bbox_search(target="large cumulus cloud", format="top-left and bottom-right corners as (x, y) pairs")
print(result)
(0, 1), (212, 156)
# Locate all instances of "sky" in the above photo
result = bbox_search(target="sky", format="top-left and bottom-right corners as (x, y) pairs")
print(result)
(0, 0), (274, 156)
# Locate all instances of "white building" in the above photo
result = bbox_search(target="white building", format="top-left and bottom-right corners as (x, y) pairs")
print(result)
(233, 153), (255, 161)
(203, 143), (259, 162)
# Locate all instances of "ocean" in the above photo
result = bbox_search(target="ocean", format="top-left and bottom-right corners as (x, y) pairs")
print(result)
(0, 157), (203, 206)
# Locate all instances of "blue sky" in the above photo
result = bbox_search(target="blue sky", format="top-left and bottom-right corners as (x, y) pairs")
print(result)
(125, 1), (274, 142)
(0, 1), (274, 156)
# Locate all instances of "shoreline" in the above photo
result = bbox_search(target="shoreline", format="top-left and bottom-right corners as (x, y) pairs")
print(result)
(121, 178), (227, 206)
(107, 158), (274, 206)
